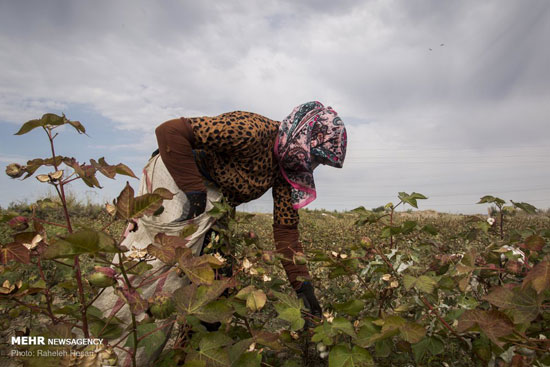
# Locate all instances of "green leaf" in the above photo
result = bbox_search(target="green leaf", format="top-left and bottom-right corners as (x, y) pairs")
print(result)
(235, 285), (256, 300)
(174, 279), (234, 317)
(511, 200), (537, 214)
(116, 182), (135, 220)
(332, 317), (356, 337)
(147, 244), (177, 265)
(402, 275), (437, 294)
(422, 224), (438, 236)
(89, 318), (123, 340)
(115, 287), (148, 315)
(312, 321), (336, 346)
(368, 316), (404, 344)
(200, 332), (233, 350)
(91, 158), (116, 179)
(273, 290), (305, 330)
(381, 316), (405, 334)
(132, 193), (164, 218)
(155, 232), (190, 249)
(179, 256), (215, 285)
(14, 118), (46, 135)
(354, 322), (379, 348)
(401, 220), (417, 234)
(403, 275), (416, 291)
(416, 275), (437, 294)
(472, 335), (492, 362)
(115, 163), (138, 178)
(180, 223), (199, 239)
(274, 302), (304, 331)
(182, 361), (206, 367)
(398, 192), (427, 209)
(478, 195), (505, 207)
(14, 113), (76, 135)
(251, 330), (283, 351)
(522, 260), (550, 294)
(195, 299), (234, 324)
(351, 206), (368, 214)
(457, 310), (514, 347)
(153, 187), (175, 200)
(71, 161), (101, 188)
(124, 323), (166, 358)
(328, 344), (373, 367)
(329, 266), (348, 279)
(273, 290), (303, 309)
(399, 322), (426, 343)
(246, 290), (267, 312)
(374, 339), (391, 358)
(524, 235), (545, 252)
(207, 201), (232, 220)
(411, 336), (444, 363)
(229, 338), (254, 366)
(186, 332), (232, 367)
(126, 261), (154, 275)
(483, 286), (542, 323)
(380, 225), (401, 238)
(0, 242), (30, 264)
(156, 350), (186, 367)
(66, 119), (86, 134)
(43, 230), (105, 259)
(333, 299), (365, 317)
(232, 351), (261, 367)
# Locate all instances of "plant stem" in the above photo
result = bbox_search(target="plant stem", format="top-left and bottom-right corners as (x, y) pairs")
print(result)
(44, 127), (72, 233)
(499, 208), (504, 240)
(84, 288), (106, 310)
(74, 256), (90, 338)
(117, 251), (138, 367)
(118, 252), (133, 288)
(419, 296), (464, 340)
(130, 313), (138, 367)
(11, 298), (59, 321)
(390, 206), (394, 248)
(137, 320), (176, 343)
(389, 201), (402, 248)
(136, 268), (174, 289)
(243, 317), (253, 336)
(31, 217), (69, 229)
(36, 257), (56, 323)
(43, 126), (91, 337)
(51, 259), (74, 268)
(62, 177), (80, 185)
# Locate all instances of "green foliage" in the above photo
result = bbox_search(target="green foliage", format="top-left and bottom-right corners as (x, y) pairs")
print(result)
(328, 344), (373, 367)
(2, 113), (550, 367)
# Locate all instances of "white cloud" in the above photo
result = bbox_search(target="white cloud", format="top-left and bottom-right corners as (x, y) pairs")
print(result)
(1, 0), (549, 211)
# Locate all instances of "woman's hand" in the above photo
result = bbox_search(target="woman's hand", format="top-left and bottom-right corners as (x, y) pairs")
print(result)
(173, 191), (207, 222)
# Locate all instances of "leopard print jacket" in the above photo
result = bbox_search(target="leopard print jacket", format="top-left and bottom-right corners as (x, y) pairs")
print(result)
(188, 111), (299, 227)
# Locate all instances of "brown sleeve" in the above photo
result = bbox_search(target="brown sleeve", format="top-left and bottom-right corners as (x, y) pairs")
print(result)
(272, 174), (309, 290)
(273, 224), (311, 290)
(272, 174), (299, 227)
(155, 118), (206, 193)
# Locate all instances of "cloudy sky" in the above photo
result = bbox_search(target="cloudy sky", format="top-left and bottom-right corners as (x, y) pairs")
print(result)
(1, 0), (549, 214)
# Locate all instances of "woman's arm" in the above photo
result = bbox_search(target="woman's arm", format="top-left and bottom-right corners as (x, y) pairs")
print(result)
(272, 176), (322, 320)
(272, 175), (309, 290)
(155, 118), (206, 220)
(155, 118), (205, 193)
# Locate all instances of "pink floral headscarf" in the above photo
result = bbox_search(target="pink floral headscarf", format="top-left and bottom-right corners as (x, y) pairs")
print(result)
(274, 101), (347, 210)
